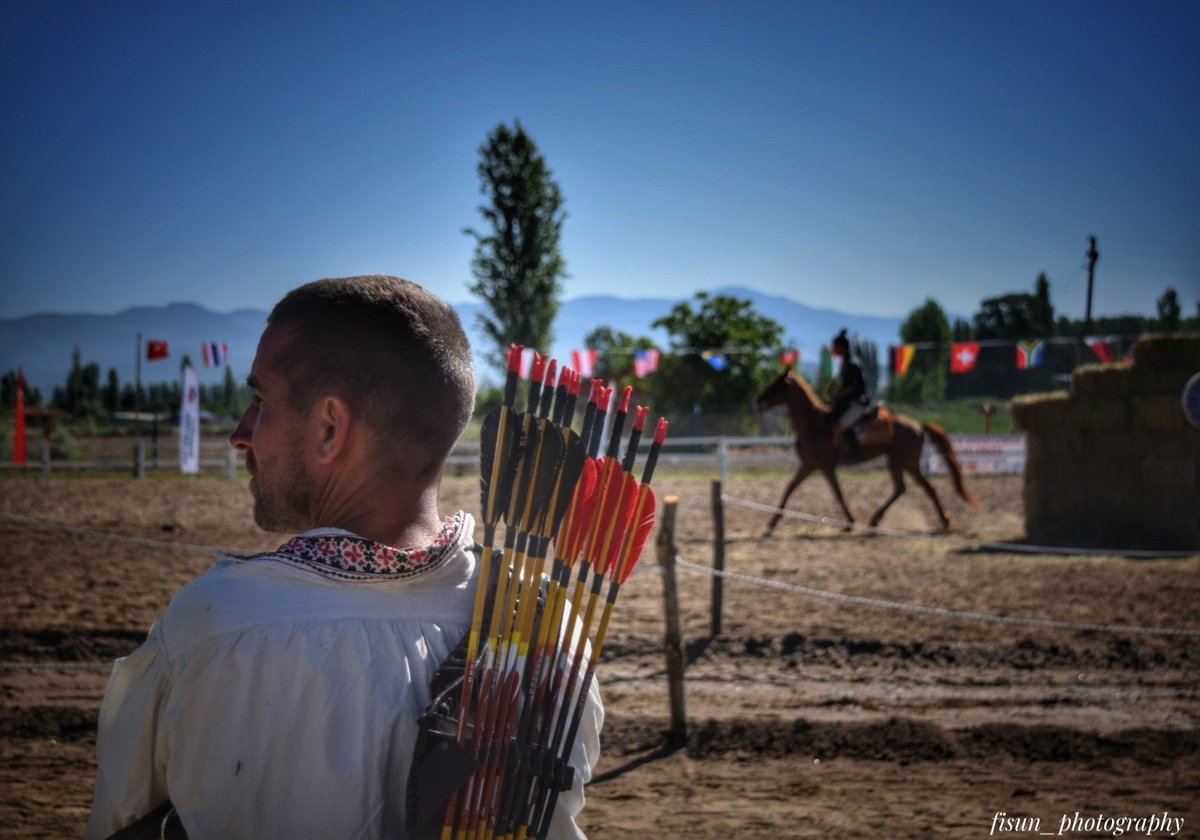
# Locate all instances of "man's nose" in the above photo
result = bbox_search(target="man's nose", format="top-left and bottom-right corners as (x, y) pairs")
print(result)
(229, 404), (256, 451)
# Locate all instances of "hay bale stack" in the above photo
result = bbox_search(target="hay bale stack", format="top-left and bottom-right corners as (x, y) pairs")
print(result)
(1011, 334), (1200, 550)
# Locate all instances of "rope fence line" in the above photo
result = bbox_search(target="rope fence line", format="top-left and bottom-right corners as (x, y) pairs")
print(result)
(671, 554), (1200, 639)
(721, 494), (1199, 560)
(0, 511), (234, 555)
(1, 662), (113, 672)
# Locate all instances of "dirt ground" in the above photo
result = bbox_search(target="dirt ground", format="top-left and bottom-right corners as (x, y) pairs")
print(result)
(1, 467), (1196, 839)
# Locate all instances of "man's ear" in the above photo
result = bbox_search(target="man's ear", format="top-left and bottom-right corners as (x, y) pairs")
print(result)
(313, 395), (353, 465)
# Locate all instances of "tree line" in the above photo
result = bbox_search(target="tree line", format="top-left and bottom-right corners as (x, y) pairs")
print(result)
(466, 121), (1196, 428)
(0, 350), (251, 425)
(887, 280), (1196, 404)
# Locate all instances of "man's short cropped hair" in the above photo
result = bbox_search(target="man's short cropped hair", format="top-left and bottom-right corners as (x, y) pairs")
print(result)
(268, 275), (475, 480)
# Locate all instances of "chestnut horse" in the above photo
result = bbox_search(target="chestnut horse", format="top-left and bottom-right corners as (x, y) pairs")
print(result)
(754, 369), (980, 533)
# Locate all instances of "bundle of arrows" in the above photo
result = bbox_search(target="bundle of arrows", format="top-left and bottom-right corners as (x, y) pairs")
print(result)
(442, 344), (667, 840)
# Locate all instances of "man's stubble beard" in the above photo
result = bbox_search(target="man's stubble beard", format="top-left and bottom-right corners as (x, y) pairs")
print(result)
(250, 436), (315, 534)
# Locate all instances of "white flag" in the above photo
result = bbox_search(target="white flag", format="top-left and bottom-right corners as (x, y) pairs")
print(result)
(179, 365), (200, 474)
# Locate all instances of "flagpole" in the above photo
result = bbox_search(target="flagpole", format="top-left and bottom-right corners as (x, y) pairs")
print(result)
(134, 332), (142, 440)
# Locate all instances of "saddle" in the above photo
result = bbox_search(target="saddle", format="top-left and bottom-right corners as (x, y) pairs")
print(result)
(851, 405), (894, 447)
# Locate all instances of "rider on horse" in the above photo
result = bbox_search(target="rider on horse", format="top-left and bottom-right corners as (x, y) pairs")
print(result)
(828, 329), (870, 456)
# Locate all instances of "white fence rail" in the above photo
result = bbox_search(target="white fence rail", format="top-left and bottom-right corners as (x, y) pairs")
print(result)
(1, 433), (1024, 479)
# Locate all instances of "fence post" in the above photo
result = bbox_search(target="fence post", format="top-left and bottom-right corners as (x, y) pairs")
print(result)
(225, 445), (237, 480)
(717, 436), (729, 482)
(657, 495), (687, 746)
(40, 440), (50, 480)
(710, 480), (725, 637)
(133, 441), (145, 480)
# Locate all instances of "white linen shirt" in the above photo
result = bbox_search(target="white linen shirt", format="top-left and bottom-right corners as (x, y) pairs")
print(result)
(85, 518), (602, 840)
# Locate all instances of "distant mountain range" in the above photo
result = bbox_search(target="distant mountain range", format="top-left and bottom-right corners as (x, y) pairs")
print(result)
(1, 286), (906, 395)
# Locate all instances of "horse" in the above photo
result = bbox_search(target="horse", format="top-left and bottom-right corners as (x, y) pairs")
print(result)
(754, 369), (980, 534)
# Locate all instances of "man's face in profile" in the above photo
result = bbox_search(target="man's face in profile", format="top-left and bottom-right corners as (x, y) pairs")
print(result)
(230, 325), (315, 533)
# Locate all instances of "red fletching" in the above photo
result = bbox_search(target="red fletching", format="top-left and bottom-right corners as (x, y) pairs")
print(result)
(581, 457), (618, 567)
(588, 378), (603, 405)
(616, 485), (656, 583)
(569, 369), (581, 396)
(507, 344), (524, 373)
(654, 416), (668, 444)
(617, 385), (632, 413)
(557, 365), (571, 391)
(543, 358), (557, 388)
(531, 351), (546, 383)
(632, 405), (649, 431)
(602, 472), (639, 576)
(557, 458), (599, 564)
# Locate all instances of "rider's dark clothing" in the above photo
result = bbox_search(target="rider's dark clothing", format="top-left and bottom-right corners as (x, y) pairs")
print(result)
(832, 355), (868, 417)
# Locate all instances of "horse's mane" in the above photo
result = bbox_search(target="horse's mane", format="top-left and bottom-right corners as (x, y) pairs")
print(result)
(787, 371), (829, 412)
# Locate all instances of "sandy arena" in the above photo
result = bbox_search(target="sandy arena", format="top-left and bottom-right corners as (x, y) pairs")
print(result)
(1, 466), (1197, 838)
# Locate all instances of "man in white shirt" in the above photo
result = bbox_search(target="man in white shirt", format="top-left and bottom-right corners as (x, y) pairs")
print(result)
(85, 276), (602, 840)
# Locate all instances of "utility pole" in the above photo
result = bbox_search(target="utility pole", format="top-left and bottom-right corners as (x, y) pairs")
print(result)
(1083, 235), (1099, 337)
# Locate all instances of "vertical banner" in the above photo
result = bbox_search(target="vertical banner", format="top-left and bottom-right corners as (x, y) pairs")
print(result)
(179, 365), (200, 474)
(13, 369), (27, 466)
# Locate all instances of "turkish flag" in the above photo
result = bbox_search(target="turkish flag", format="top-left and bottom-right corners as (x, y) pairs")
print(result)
(949, 342), (980, 374)
(146, 339), (169, 361)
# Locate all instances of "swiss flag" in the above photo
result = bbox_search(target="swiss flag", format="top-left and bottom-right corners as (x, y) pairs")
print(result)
(146, 339), (169, 361)
(949, 342), (980, 374)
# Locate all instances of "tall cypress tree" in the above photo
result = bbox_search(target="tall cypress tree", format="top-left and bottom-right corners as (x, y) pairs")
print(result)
(465, 121), (567, 373)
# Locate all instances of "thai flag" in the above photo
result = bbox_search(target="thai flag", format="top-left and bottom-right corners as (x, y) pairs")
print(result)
(571, 349), (596, 378)
(202, 341), (228, 368)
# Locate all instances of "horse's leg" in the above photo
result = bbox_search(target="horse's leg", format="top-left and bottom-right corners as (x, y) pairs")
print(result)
(909, 466), (952, 532)
(868, 459), (906, 527)
(818, 466), (856, 528)
(765, 463), (815, 536)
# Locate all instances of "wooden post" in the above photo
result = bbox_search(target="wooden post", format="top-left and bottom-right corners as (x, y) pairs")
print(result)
(40, 440), (50, 481)
(225, 445), (237, 480)
(657, 496), (687, 746)
(133, 441), (145, 480)
(710, 479), (725, 638)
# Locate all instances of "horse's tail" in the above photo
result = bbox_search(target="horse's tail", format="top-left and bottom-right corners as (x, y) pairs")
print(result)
(921, 422), (982, 508)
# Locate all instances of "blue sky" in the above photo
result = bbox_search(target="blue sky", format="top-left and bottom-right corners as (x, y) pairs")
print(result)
(3, 1), (1197, 324)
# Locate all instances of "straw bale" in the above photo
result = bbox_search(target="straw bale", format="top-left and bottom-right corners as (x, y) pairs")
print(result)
(1131, 333), (1200, 371)
(1009, 391), (1068, 431)
(1128, 366), (1195, 397)
(1070, 363), (1130, 399)
(1135, 396), (1188, 430)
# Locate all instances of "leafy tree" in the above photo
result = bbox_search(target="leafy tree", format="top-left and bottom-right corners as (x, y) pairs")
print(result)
(104, 368), (120, 414)
(1157, 288), (1181, 332)
(1, 371), (42, 410)
(53, 348), (104, 420)
(648, 292), (784, 427)
(888, 298), (950, 404)
(582, 325), (656, 387)
(465, 121), (567, 374)
(856, 337), (881, 397)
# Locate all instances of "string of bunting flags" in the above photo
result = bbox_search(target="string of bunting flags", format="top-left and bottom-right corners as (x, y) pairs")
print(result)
(892, 334), (1129, 377)
(566, 333), (1138, 379)
(142, 339), (231, 368)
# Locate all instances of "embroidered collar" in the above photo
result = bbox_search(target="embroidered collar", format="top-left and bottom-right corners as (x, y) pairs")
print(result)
(245, 511), (471, 582)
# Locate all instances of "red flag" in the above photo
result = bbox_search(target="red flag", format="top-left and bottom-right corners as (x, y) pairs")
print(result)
(570, 349), (596, 378)
(1085, 336), (1114, 363)
(778, 349), (799, 367)
(949, 342), (980, 374)
(146, 339), (169, 361)
(13, 369), (26, 466)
